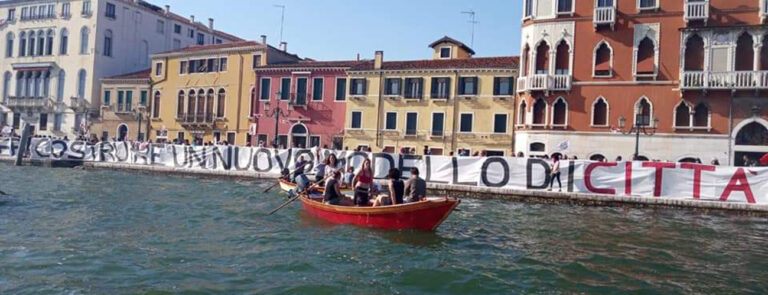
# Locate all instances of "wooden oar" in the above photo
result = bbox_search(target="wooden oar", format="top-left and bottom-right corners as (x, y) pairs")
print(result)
(268, 174), (334, 215)
(262, 162), (311, 193)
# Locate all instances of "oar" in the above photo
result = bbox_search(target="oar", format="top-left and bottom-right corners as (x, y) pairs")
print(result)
(262, 162), (311, 193)
(268, 174), (334, 216)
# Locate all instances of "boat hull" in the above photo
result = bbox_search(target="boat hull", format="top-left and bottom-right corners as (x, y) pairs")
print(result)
(299, 195), (460, 231)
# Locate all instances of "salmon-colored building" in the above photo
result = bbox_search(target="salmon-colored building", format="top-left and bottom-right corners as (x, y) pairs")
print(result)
(251, 61), (358, 149)
(516, 0), (768, 165)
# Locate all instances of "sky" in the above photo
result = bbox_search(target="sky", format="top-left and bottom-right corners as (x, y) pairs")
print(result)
(160, 0), (522, 61)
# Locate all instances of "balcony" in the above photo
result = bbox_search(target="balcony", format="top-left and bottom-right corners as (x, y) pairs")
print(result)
(593, 6), (615, 29)
(681, 71), (768, 90)
(517, 74), (572, 93)
(684, 1), (709, 23)
(179, 113), (215, 129)
(2, 96), (55, 112)
(69, 96), (90, 113)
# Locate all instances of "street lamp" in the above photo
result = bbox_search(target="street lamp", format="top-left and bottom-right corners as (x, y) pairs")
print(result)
(618, 106), (659, 160)
(263, 91), (291, 148)
(134, 105), (146, 141)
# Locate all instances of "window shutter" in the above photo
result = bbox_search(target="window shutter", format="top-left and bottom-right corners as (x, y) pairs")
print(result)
(430, 78), (438, 97)
(361, 79), (367, 95)
(458, 77), (465, 94)
(472, 77), (479, 95)
(446, 78), (451, 98)
(418, 78), (424, 99)
(398, 78), (403, 95)
(508, 77), (515, 94)
(493, 77), (500, 95)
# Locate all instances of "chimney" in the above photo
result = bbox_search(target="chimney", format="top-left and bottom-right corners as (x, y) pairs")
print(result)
(190, 15), (195, 23)
(208, 18), (214, 30)
(279, 41), (287, 52)
(260, 35), (267, 45)
(164, 5), (170, 15)
(374, 51), (383, 70)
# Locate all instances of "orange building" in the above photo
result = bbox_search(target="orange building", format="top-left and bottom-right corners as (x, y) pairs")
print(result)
(516, 0), (768, 165)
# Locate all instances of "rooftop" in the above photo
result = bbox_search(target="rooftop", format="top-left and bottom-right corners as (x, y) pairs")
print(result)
(349, 56), (519, 71)
(103, 69), (151, 80)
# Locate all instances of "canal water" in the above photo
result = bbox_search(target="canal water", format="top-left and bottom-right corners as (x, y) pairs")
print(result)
(1, 164), (767, 295)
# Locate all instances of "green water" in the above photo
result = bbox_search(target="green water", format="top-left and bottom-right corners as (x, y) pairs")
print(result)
(0, 164), (767, 294)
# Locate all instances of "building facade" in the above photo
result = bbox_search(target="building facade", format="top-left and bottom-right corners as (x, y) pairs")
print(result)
(251, 61), (356, 149)
(91, 68), (150, 141)
(517, 0), (768, 165)
(149, 39), (301, 145)
(0, 0), (240, 138)
(344, 37), (519, 156)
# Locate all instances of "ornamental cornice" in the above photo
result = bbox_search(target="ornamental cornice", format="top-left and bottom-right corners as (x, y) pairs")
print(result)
(347, 68), (517, 76)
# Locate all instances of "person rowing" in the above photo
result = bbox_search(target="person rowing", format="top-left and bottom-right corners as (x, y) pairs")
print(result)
(323, 170), (353, 206)
(352, 158), (374, 206)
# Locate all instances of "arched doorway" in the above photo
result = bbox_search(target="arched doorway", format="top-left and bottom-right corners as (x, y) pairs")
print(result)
(117, 124), (128, 141)
(733, 119), (768, 166)
(290, 123), (308, 148)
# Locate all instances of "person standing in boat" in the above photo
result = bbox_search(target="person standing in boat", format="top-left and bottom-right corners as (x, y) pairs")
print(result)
(404, 167), (427, 202)
(352, 158), (374, 206)
(372, 168), (404, 206)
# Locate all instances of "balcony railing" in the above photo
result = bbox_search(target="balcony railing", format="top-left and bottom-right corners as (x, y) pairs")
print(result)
(684, 1), (709, 23)
(2, 96), (54, 111)
(593, 6), (615, 28)
(69, 96), (90, 112)
(681, 71), (768, 90)
(517, 74), (572, 93)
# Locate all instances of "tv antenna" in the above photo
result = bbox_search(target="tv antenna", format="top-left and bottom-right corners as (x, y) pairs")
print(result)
(274, 4), (286, 43)
(461, 10), (478, 47)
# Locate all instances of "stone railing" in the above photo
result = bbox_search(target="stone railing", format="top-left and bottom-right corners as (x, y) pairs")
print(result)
(593, 6), (615, 28)
(684, 1), (709, 22)
(681, 71), (768, 90)
(517, 74), (571, 92)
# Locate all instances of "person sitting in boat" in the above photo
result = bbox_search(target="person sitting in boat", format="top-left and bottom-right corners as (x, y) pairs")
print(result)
(343, 166), (355, 186)
(372, 168), (404, 207)
(404, 167), (427, 202)
(352, 158), (374, 206)
(326, 154), (341, 176)
(314, 159), (328, 183)
(323, 170), (352, 206)
(292, 156), (308, 183)
(280, 168), (291, 182)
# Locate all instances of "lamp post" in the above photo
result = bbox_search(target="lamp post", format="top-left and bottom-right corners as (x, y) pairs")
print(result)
(134, 105), (146, 141)
(263, 91), (291, 148)
(618, 107), (659, 160)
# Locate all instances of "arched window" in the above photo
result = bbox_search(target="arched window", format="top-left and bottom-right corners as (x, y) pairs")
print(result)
(57, 70), (65, 102)
(153, 91), (161, 118)
(518, 100), (527, 125)
(535, 41), (550, 74)
(18, 32), (26, 57)
(2, 71), (11, 102)
(36, 30), (45, 56)
(635, 97), (652, 126)
(103, 29), (113, 57)
(736, 122), (768, 146)
(684, 34), (704, 71)
(693, 103), (709, 128)
(592, 97), (608, 126)
(551, 97), (567, 127)
(77, 69), (86, 98)
(59, 28), (68, 55)
(291, 124), (307, 134)
(636, 37), (655, 75)
(45, 29), (54, 55)
(594, 41), (612, 77)
(177, 90), (185, 117)
(522, 44), (531, 76)
(5, 32), (14, 57)
(80, 26), (89, 55)
(15, 72), (23, 97)
(554, 40), (570, 75)
(197, 89), (205, 116)
(762, 33), (768, 71)
(735, 32), (754, 71)
(205, 89), (214, 119)
(217, 89), (225, 118)
(27, 31), (35, 56)
(42, 71), (50, 97)
(674, 102), (691, 127)
(187, 90), (196, 118)
(532, 98), (547, 125)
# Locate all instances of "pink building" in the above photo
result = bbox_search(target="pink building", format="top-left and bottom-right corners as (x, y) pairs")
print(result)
(251, 61), (359, 149)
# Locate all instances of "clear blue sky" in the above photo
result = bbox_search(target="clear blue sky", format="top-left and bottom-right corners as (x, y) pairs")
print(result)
(161, 0), (522, 61)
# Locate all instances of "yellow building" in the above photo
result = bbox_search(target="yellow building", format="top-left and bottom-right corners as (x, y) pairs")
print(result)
(344, 37), (519, 156)
(91, 69), (151, 142)
(148, 39), (300, 145)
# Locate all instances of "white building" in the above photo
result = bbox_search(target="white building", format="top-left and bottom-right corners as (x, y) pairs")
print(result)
(0, 0), (241, 138)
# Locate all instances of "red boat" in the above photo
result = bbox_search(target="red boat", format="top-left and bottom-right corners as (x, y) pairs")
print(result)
(298, 194), (461, 231)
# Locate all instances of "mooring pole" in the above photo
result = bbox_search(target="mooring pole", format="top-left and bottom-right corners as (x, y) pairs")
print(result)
(15, 122), (32, 166)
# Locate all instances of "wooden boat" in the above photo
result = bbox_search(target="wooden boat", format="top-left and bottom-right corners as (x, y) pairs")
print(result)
(278, 179), (353, 194)
(298, 194), (460, 231)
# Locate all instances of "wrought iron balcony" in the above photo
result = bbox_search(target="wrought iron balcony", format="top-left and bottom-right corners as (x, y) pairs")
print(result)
(517, 74), (572, 93)
(685, 1), (709, 23)
(593, 6), (615, 29)
(681, 71), (768, 90)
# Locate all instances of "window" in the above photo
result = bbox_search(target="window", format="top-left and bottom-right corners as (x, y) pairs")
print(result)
(197, 33), (205, 45)
(594, 41), (612, 77)
(53, 114), (62, 131)
(174, 24), (182, 34)
(125, 90), (133, 112)
(140, 90), (148, 105)
(58, 29), (68, 55)
(493, 77), (514, 96)
(60, 3), (70, 17)
(77, 69), (86, 98)
(404, 78), (423, 99)
(177, 90), (185, 117)
(350, 111), (362, 129)
(532, 99), (546, 125)
(105, 3), (116, 18)
(524, 0), (533, 18)
(18, 32), (25, 57)
(592, 97), (608, 126)
(152, 91), (161, 118)
(439, 47), (451, 59)
(155, 62), (163, 76)
(335, 78), (346, 101)
(256, 134), (268, 146)
(252, 54), (262, 68)
(117, 91), (124, 111)
(430, 77), (450, 99)
(260, 78), (271, 101)
(173, 39), (181, 50)
(205, 89), (214, 118)
(188, 28), (195, 38)
(535, 42), (550, 74)
(432, 113), (444, 136)
(385, 112), (397, 130)
(684, 35), (705, 71)
(736, 33), (755, 71)
(312, 78), (323, 101)
(293, 78), (307, 105)
(459, 113), (473, 133)
(7, 8), (15, 21)
(179, 61), (188, 74)
(28, 31), (35, 56)
(635, 37), (655, 76)
(635, 98), (652, 126)
(103, 30), (113, 57)
(80, 27), (89, 55)
(675, 102), (691, 128)
(278, 135), (288, 148)
(557, 0), (573, 13)
(5, 33), (13, 57)
(104, 90), (111, 105)
(82, 0), (91, 15)
(552, 98), (567, 127)
(219, 58), (227, 71)
(280, 78), (290, 100)
(37, 30), (45, 56)
(554, 41), (570, 75)
(494, 114), (508, 133)
(213, 89), (225, 117)
(638, 0), (657, 10)
(384, 78), (402, 96)
(458, 77), (478, 95)
(693, 103), (709, 128)
(39, 113), (48, 131)
(405, 112), (417, 135)
(156, 20), (165, 34)
(350, 78), (366, 95)
(518, 101), (527, 125)
(56, 70), (65, 102)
